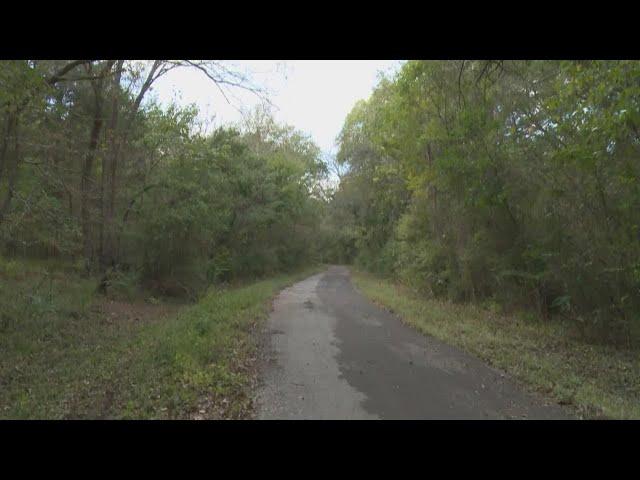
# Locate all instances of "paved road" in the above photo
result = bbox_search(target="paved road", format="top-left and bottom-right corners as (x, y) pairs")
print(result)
(255, 266), (570, 419)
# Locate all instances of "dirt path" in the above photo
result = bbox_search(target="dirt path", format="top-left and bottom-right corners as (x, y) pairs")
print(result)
(255, 266), (570, 419)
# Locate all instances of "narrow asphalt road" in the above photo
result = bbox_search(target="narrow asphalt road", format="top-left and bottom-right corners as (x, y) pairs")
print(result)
(255, 266), (570, 419)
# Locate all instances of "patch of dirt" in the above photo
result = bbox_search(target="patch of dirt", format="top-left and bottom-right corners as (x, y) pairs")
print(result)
(93, 298), (181, 326)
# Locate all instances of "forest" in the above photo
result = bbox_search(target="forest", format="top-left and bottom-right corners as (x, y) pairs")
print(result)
(327, 60), (640, 346)
(1, 60), (638, 419)
(0, 60), (330, 294)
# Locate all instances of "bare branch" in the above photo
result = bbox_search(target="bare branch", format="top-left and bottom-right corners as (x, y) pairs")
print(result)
(170, 60), (271, 111)
(132, 60), (163, 115)
(46, 60), (93, 85)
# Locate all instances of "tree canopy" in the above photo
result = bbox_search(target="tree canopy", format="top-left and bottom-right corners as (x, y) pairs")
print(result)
(325, 60), (640, 343)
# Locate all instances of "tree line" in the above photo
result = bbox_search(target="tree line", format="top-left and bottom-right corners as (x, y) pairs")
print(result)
(0, 60), (328, 298)
(325, 60), (640, 344)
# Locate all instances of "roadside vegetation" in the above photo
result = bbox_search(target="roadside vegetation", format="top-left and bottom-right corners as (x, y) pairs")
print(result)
(352, 270), (640, 419)
(0, 255), (320, 419)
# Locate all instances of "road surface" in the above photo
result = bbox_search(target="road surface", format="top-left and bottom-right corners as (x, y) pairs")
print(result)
(255, 266), (570, 419)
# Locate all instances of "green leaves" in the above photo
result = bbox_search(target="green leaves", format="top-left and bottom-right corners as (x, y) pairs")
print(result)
(132, 103), (326, 289)
(331, 60), (640, 334)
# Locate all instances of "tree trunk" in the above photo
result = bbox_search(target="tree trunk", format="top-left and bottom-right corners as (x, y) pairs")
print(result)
(98, 60), (163, 272)
(81, 85), (105, 272)
(99, 61), (124, 271)
(426, 143), (437, 211)
(0, 111), (19, 225)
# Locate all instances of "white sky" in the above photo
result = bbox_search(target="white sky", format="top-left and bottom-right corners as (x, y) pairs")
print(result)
(151, 60), (404, 155)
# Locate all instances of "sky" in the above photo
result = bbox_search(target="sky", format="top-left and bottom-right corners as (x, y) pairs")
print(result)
(151, 60), (404, 155)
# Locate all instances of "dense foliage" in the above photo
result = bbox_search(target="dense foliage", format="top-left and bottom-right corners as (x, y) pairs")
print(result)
(0, 60), (327, 298)
(328, 60), (640, 344)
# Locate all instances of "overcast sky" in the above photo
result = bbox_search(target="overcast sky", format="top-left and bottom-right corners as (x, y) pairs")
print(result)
(151, 60), (404, 155)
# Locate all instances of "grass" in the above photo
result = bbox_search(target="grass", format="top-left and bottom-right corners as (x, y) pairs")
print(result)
(0, 256), (322, 419)
(351, 269), (640, 420)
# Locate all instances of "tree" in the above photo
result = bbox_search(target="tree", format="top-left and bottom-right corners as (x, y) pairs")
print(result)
(329, 60), (640, 342)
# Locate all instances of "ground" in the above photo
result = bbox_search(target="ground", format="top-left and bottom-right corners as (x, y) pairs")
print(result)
(0, 256), (320, 419)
